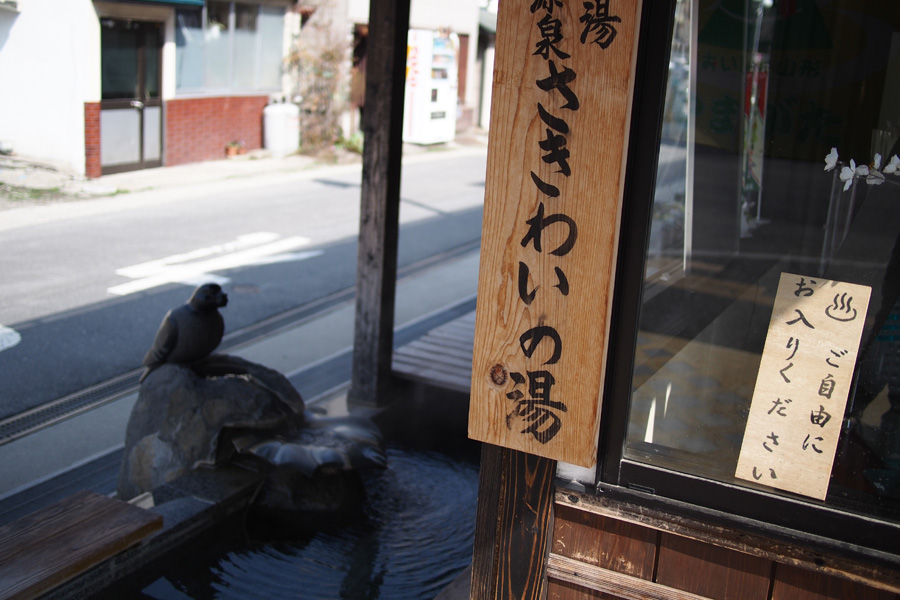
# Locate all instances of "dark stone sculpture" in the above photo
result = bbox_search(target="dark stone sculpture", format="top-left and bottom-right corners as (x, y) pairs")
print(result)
(118, 355), (305, 499)
(140, 283), (228, 382)
(119, 284), (387, 517)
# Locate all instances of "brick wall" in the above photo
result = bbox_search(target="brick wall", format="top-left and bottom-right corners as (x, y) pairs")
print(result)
(84, 102), (101, 179)
(165, 96), (269, 167)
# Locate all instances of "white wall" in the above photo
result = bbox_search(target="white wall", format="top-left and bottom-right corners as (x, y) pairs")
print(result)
(0, 0), (100, 174)
(346, 0), (368, 26)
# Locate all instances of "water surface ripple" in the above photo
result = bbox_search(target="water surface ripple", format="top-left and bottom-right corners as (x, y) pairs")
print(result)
(138, 445), (479, 600)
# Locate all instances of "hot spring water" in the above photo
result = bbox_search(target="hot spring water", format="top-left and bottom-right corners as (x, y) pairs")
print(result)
(98, 443), (479, 600)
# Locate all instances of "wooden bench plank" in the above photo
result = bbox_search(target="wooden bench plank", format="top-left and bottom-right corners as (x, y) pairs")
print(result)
(422, 326), (476, 343)
(0, 490), (163, 600)
(393, 355), (473, 381)
(393, 357), (473, 379)
(399, 332), (473, 350)
(394, 344), (475, 369)
(392, 309), (477, 392)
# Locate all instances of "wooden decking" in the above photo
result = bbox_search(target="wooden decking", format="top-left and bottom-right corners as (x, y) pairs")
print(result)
(0, 490), (162, 600)
(392, 310), (476, 393)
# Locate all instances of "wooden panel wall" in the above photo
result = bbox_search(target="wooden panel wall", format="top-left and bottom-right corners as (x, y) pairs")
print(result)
(655, 535), (771, 599)
(552, 505), (656, 579)
(547, 497), (900, 600)
(771, 564), (899, 600)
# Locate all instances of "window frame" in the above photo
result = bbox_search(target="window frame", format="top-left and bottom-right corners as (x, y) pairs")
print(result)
(584, 0), (900, 562)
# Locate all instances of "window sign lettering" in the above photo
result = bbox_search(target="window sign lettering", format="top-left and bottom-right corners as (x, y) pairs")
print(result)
(469, 0), (640, 467)
(736, 273), (871, 500)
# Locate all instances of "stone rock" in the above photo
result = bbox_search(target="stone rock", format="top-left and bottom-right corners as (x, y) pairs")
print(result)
(117, 354), (306, 500)
(117, 354), (387, 520)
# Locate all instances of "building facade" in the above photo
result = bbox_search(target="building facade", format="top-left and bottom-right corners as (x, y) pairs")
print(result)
(0, 0), (488, 178)
(0, 0), (294, 177)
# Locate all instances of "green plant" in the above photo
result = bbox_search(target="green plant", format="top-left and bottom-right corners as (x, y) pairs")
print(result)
(337, 130), (364, 154)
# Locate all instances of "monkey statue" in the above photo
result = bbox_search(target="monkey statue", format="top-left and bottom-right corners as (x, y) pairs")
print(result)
(140, 283), (229, 382)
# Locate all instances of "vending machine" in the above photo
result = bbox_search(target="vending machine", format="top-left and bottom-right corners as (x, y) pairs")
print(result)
(403, 29), (458, 145)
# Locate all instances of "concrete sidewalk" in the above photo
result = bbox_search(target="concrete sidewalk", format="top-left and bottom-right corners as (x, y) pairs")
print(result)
(0, 133), (488, 237)
(0, 131), (489, 203)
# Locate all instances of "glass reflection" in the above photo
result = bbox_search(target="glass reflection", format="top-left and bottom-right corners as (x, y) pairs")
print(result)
(626, 0), (900, 520)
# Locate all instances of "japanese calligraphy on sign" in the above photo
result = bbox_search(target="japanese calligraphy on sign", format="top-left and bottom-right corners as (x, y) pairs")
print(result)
(468, 0), (640, 467)
(735, 273), (872, 500)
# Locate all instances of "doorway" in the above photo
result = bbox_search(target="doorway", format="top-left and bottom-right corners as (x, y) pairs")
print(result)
(100, 19), (162, 174)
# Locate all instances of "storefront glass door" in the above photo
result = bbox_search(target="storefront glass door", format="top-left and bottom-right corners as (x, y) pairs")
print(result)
(100, 19), (162, 174)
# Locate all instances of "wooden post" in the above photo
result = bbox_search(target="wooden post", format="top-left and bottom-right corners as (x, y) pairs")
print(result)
(469, 1), (645, 597)
(471, 444), (557, 600)
(350, 0), (411, 406)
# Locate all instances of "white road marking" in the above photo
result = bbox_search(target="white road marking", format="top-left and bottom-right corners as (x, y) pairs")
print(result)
(108, 233), (323, 296)
(0, 325), (21, 352)
(116, 232), (281, 279)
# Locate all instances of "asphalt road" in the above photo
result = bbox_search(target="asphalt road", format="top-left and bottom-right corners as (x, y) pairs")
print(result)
(0, 150), (487, 419)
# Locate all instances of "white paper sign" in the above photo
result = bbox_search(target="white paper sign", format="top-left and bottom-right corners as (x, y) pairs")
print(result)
(736, 273), (871, 500)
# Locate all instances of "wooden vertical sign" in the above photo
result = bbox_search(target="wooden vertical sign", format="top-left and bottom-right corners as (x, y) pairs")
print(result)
(469, 0), (641, 467)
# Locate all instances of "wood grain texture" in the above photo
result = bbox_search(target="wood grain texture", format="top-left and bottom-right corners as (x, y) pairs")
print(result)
(736, 274), (872, 500)
(393, 311), (476, 391)
(552, 504), (658, 580)
(469, 0), (642, 466)
(471, 444), (508, 600)
(556, 490), (900, 594)
(496, 450), (557, 600)
(548, 577), (609, 599)
(771, 563), (900, 600)
(655, 533), (772, 600)
(470, 444), (557, 600)
(547, 553), (715, 600)
(351, 0), (411, 406)
(0, 490), (162, 600)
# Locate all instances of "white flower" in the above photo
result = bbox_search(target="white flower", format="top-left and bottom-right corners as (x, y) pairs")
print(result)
(867, 170), (885, 186)
(873, 153), (882, 171)
(885, 155), (900, 175)
(840, 159), (856, 191)
(824, 147), (839, 171)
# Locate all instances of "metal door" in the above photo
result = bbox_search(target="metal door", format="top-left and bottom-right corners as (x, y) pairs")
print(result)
(100, 19), (162, 174)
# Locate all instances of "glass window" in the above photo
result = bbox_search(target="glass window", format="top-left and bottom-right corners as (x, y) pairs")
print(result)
(175, 2), (283, 93)
(101, 22), (140, 100)
(175, 9), (204, 89)
(233, 3), (258, 88)
(258, 5), (284, 90)
(205, 1), (231, 89)
(623, 0), (900, 524)
(101, 20), (162, 101)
